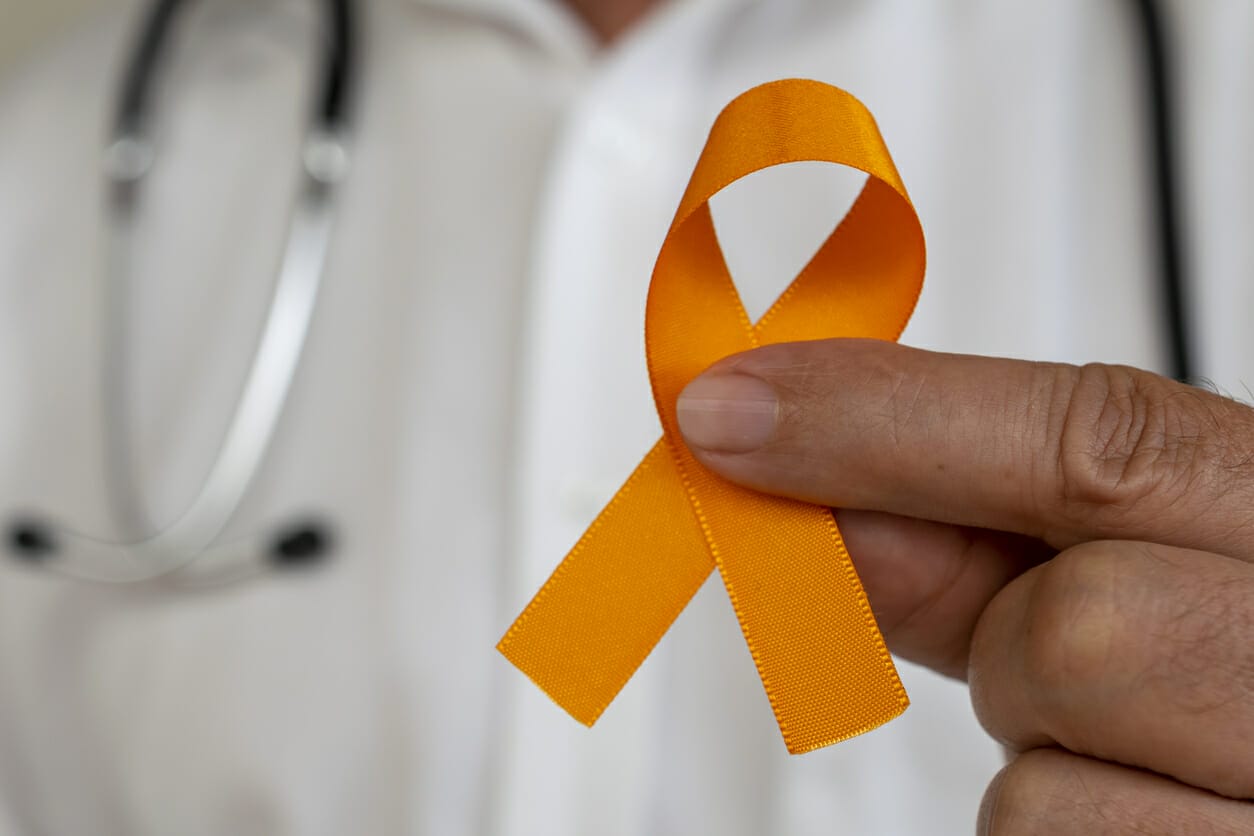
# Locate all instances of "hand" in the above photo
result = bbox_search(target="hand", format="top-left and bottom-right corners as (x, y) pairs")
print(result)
(676, 339), (1254, 834)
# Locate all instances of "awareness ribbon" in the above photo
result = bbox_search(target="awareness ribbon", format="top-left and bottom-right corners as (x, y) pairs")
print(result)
(498, 79), (926, 753)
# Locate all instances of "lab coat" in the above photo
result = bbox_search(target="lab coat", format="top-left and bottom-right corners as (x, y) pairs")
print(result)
(0, 0), (1251, 834)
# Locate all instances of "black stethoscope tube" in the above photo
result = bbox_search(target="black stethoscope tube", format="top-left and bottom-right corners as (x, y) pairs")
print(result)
(115, 0), (354, 140)
(1128, 0), (1194, 384)
(10, 1), (1195, 575)
(114, 2), (1190, 378)
(5, 0), (356, 578)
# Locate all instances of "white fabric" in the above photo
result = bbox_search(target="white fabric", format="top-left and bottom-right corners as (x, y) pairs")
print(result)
(0, 0), (1249, 833)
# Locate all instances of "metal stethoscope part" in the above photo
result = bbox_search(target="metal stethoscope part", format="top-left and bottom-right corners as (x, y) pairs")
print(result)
(6, 0), (1194, 583)
(6, 0), (355, 584)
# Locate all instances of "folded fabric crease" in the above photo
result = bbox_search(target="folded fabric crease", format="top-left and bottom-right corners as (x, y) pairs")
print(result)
(498, 79), (926, 754)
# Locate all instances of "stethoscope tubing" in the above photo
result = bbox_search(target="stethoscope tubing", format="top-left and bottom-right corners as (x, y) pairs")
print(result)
(1128, 0), (1194, 384)
(9, 0), (355, 584)
(8, 0), (1193, 583)
(115, 0), (353, 140)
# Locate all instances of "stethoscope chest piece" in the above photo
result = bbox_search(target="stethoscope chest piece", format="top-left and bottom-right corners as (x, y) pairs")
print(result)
(5, 0), (355, 586)
(7, 519), (57, 562)
(7, 513), (337, 581)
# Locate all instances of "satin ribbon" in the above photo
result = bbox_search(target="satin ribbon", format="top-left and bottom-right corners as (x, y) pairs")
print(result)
(499, 79), (926, 754)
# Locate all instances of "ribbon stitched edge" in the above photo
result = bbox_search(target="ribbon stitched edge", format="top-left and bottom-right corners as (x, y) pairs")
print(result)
(498, 78), (926, 754)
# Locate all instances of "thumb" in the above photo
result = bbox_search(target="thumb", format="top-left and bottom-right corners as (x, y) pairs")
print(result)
(675, 340), (1052, 678)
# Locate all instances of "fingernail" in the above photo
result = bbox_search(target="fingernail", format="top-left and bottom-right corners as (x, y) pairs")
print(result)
(676, 373), (779, 453)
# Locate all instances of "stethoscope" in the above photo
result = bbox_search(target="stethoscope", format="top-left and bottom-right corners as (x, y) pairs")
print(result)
(5, 0), (355, 585)
(1129, 0), (1193, 386)
(4, 0), (1191, 584)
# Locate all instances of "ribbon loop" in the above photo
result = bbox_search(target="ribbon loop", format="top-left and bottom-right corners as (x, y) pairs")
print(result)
(499, 79), (926, 753)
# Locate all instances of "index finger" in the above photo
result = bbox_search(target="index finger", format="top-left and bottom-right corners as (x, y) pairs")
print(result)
(675, 339), (1254, 560)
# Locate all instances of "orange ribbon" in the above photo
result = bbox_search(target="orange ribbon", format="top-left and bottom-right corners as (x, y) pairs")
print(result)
(498, 79), (926, 754)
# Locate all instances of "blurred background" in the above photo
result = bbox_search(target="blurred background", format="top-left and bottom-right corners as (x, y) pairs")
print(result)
(1, 1), (115, 82)
(0, 2), (1249, 834)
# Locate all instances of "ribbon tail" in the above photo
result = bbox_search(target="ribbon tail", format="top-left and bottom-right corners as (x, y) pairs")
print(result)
(501, 80), (924, 753)
(711, 497), (909, 753)
(662, 430), (910, 753)
(497, 439), (715, 725)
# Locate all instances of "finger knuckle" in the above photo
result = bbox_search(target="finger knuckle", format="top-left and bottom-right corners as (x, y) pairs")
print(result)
(1020, 545), (1125, 713)
(1052, 364), (1252, 532)
(1023, 547), (1254, 799)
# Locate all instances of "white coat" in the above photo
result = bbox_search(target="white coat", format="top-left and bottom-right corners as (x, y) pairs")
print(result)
(0, 0), (1250, 833)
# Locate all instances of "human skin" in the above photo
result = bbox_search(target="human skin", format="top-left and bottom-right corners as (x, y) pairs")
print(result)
(561, 0), (665, 43)
(676, 339), (1254, 834)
